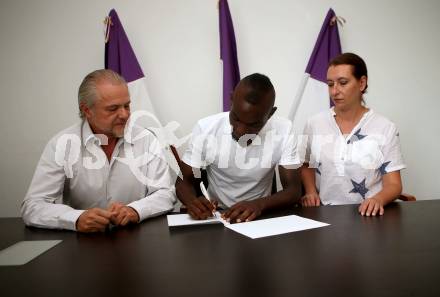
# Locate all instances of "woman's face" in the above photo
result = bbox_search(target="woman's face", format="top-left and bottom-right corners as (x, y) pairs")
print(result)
(327, 64), (367, 110)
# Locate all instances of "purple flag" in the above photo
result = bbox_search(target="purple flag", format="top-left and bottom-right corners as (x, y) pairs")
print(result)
(305, 8), (342, 84)
(105, 9), (144, 83)
(104, 9), (182, 178)
(288, 8), (342, 132)
(104, 9), (156, 117)
(219, 0), (240, 111)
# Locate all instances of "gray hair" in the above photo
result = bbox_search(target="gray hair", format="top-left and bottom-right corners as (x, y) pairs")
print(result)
(78, 69), (127, 118)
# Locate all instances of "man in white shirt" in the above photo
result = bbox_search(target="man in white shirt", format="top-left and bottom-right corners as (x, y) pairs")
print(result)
(21, 69), (175, 232)
(176, 73), (301, 223)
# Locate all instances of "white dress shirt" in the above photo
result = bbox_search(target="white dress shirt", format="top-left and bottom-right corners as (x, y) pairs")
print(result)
(303, 108), (406, 205)
(21, 120), (176, 231)
(182, 112), (300, 208)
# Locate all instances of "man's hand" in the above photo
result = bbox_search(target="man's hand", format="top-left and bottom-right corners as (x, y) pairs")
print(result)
(76, 208), (114, 232)
(185, 197), (216, 220)
(222, 200), (263, 223)
(301, 193), (321, 207)
(358, 197), (384, 216)
(108, 202), (140, 226)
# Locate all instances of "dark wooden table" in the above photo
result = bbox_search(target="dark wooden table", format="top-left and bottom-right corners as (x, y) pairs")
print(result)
(1, 200), (440, 297)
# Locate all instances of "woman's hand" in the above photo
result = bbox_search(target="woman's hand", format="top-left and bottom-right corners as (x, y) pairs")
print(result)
(358, 197), (384, 216)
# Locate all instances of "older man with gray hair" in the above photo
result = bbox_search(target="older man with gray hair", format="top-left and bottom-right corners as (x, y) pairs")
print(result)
(21, 69), (175, 232)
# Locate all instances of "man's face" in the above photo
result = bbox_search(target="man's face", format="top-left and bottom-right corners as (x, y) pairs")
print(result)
(82, 81), (130, 139)
(229, 83), (275, 144)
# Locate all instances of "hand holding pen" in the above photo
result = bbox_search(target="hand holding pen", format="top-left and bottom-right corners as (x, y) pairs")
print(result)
(199, 182), (218, 217)
(184, 182), (217, 220)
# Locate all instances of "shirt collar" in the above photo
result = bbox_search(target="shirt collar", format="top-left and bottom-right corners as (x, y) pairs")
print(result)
(81, 120), (130, 148)
(329, 107), (374, 140)
(329, 106), (373, 119)
(223, 112), (273, 135)
(222, 112), (232, 134)
(82, 120), (97, 147)
(222, 112), (274, 137)
(258, 116), (273, 136)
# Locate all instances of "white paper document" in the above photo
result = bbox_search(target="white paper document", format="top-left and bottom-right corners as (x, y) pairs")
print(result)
(224, 215), (329, 239)
(0, 240), (62, 266)
(167, 211), (228, 227)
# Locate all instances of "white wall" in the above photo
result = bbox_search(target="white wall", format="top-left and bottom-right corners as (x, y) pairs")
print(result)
(0, 0), (439, 217)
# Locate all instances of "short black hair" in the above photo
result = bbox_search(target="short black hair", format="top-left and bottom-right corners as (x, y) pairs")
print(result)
(240, 73), (275, 105)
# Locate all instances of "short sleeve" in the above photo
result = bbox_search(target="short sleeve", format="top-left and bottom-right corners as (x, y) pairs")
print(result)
(380, 123), (406, 174)
(279, 121), (301, 168)
(181, 122), (205, 169)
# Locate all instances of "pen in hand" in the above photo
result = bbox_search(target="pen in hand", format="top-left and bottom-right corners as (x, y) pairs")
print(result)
(199, 181), (216, 217)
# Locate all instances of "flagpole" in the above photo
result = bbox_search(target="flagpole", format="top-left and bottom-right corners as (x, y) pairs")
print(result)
(288, 73), (310, 121)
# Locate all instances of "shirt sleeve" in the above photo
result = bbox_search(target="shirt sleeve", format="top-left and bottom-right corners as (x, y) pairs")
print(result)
(181, 121), (205, 169)
(380, 123), (406, 174)
(127, 136), (176, 221)
(279, 120), (301, 168)
(301, 118), (313, 165)
(21, 138), (84, 231)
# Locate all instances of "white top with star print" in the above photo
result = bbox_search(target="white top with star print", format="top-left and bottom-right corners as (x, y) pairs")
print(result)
(303, 108), (406, 205)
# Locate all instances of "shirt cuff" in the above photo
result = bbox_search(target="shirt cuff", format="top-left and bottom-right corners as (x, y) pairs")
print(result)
(181, 154), (203, 169)
(128, 195), (174, 222)
(58, 209), (85, 231)
(279, 158), (302, 169)
(386, 164), (406, 173)
(127, 201), (147, 222)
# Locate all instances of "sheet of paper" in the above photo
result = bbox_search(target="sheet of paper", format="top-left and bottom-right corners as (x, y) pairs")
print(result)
(0, 240), (62, 266)
(225, 215), (329, 239)
(167, 211), (228, 227)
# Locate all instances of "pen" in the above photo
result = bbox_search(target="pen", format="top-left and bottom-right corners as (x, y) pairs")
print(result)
(199, 181), (216, 217)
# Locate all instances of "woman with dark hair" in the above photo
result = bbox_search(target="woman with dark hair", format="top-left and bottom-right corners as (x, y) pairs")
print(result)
(300, 53), (405, 216)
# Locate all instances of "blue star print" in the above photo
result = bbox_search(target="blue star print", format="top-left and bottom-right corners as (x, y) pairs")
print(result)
(349, 178), (369, 199)
(378, 161), (391, 175)
(354, 128), (367, 141)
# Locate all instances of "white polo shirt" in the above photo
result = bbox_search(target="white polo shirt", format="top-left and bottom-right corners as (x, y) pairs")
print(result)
(182, 112), (300, 208)
(303, 108), (406, 205)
